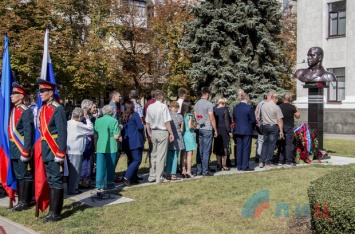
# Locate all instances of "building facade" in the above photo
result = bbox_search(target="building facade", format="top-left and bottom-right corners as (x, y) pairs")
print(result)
(295, 0), (355, 134)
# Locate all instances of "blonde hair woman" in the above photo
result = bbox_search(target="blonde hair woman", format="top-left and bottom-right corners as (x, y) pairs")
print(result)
(213, 97), (232, 170)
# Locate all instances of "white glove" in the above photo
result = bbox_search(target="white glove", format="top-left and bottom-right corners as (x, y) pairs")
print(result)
(20, 156), (30, 162)
(54, 157), (64, 163)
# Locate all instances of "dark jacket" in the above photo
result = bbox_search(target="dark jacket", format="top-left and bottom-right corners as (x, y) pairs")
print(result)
(233, 102), (256, 136)
(122, 112), (144, 151)
(9, 104), (35, 159)
(39, 100), (67, 162)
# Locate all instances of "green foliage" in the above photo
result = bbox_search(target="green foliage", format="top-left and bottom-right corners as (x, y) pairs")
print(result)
(149, 0), (194, 100)
(181, 0), (288, 105)
(308, 167), (355, 233)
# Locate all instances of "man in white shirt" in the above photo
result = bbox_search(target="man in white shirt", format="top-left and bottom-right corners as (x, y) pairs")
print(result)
(146, 90), (174, 183)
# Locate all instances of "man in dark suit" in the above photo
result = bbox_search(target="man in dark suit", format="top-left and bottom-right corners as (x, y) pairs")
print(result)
(233, 94), (256, 171)
(37, 79), (67, 222)
(9, 82), (35, 211)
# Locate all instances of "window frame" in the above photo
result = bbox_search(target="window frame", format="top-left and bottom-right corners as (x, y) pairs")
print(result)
(328, 1), (346, 38)
(327, 67), (345, 103)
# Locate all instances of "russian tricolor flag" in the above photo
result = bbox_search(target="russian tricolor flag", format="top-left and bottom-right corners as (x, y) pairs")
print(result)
(0, 35), (16, 201)
(34, 28), (58, 213)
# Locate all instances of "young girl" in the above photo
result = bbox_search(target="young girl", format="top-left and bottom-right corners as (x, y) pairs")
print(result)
(166, 101), (185, 180)
(181, 101), (196, 178)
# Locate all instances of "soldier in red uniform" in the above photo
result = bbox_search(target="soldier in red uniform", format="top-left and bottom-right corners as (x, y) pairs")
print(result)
(37, 79), (67, 222)
(9, 82), (35, 211)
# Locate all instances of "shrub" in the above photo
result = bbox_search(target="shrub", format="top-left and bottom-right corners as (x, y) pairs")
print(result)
(308, 167), (355, 233)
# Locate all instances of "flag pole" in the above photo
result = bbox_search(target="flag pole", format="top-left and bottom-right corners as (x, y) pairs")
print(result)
(9, 198), (13, 209)
(35, 200), (39, 217)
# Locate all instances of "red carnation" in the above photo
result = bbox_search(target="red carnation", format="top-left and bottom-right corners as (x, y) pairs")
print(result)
(317, 82), (323, 88)
(300, 152), (307, 161)
(311, 133), (315, 139)
(317, 150), (323, 157)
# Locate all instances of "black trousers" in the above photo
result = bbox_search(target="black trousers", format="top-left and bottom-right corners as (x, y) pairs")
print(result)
(279, 125), (295, 164)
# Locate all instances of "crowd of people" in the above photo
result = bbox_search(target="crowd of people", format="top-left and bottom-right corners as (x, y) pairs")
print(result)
(7, 80), (301, 222)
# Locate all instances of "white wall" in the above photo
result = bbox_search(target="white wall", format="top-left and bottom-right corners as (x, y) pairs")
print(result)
(295, 0), (355, 109)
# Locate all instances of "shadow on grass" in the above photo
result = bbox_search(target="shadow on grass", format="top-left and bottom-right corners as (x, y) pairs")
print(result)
(61, 201), (92, 220)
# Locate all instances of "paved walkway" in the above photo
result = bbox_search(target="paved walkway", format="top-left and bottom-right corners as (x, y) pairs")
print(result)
(1, 154), (355, 233)
(0, 216), (37, 234)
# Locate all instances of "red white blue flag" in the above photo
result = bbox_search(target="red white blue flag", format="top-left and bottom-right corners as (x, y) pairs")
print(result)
(34, 28), (58, 212)
(294, 123), (311, 154)
(0, 35), (16, 201)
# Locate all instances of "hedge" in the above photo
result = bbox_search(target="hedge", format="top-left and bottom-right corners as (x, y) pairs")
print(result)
(308, 167), (355, 233)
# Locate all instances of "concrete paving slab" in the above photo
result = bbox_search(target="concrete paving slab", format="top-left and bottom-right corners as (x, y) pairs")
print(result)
(0, 216), (38, 234)
(66, 189), (134, 207)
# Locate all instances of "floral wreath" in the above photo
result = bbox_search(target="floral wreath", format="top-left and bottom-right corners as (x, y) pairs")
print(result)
(294, 123), (323, 164)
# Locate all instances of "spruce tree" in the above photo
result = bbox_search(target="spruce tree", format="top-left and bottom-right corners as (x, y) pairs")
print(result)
(181, 0), (288, 104)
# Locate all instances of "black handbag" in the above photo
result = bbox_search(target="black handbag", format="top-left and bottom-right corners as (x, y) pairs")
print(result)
(256, 120), (263, 135)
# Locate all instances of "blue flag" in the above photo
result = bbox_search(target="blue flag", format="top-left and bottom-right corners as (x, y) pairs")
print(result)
(0, 35), (16, 200)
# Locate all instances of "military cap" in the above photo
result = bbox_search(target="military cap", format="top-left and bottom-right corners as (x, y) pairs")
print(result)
(37, 79), (57, 90)
(12, 82), (30, 95)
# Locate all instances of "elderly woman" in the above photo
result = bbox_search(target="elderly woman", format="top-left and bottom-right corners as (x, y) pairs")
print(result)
(94, 105), (120, 190)
(66, 107), (93, 195)
(80, 99), (95, 188)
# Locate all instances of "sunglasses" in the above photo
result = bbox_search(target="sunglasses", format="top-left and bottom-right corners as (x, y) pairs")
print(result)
(39, 88), (52, 93)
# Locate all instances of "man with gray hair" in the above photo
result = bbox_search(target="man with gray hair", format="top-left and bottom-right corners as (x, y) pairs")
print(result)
(146, 90), (174, 183)
(80, 99), (95, 188)
(233, 93), (256, 171)
(67, 107), (93, 194)
(254, 91), (274, 162)
(259, 93), (284, 169)
(278, 92), (300, 166)
(229, 88), (244, 166)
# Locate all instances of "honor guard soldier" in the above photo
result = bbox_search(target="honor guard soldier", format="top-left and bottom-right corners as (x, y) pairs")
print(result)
(37, 79), (67, 222)
(9, 82), (35, 211)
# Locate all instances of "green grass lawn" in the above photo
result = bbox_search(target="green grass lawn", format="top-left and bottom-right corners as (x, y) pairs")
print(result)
(0, 139), (354, 233)
(323, 139), (355, 157)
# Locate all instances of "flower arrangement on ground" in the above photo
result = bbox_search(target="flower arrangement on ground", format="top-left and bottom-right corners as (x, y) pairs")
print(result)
(294, 123), (322, 164)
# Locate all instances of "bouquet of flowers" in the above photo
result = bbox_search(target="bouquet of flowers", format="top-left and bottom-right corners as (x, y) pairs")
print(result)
(294, 123), (322, 164)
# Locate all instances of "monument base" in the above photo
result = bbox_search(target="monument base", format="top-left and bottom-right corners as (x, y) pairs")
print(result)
(304, 82), (326, 150)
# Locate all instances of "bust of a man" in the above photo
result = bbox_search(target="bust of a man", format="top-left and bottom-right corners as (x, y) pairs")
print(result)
(294, 47), (337, 82)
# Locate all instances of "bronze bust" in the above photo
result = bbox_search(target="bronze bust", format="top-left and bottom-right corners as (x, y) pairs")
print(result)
(294, 47), (337, 82)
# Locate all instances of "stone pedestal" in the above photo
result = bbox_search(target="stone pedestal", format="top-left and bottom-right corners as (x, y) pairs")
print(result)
(304, 82), (327, 150)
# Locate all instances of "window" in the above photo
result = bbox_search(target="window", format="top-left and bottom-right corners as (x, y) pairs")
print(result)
(327, 68), (345, 102)
(328, 1), (346, 37)
(129, 0), (146, 17)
